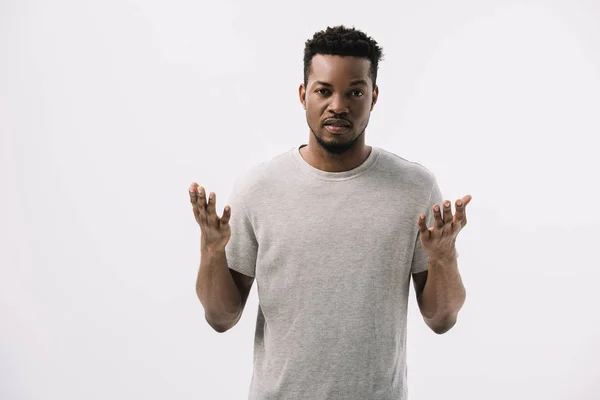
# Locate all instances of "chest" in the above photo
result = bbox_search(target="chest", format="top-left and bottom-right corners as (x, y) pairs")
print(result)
(251, 188), (418, 310)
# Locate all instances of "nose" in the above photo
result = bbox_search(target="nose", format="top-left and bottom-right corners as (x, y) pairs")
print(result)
(327, 93), (349, 115)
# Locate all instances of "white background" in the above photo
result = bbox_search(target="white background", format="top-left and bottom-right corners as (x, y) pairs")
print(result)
(2, 0), (599, 399)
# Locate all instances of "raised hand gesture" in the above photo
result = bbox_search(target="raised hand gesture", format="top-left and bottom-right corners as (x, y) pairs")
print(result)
(417, 195), (472, 260)
(189, 183), (231, 251)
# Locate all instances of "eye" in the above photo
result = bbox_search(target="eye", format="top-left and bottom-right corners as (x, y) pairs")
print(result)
(315, 88), (364, 97)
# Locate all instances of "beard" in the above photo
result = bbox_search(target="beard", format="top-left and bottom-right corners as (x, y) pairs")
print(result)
(308, 122), (367, 155)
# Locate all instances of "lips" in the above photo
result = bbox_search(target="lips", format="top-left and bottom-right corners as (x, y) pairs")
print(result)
(323, 118), (351, 127)
(324, 125), (349, 134)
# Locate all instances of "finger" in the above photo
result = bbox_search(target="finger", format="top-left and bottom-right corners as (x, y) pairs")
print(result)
(417, 213), (428, 234)
(189, 184), (202, 223)
(196, 186), (207, 220)
(206, 191), (217, 220)
(454, 198), (466, 222)
(220, 205), (231, 225)
(461, 194), (472, 207)
(433, 204), (444, 229)
(456, 195), (470, 227)
(455, 199), (465, 221)
(189, 183), (197, 204)
(442, 200), (453, 226)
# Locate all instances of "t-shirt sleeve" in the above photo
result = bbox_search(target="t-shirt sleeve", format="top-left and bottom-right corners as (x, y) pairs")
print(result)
(410, 177), (445, 274)
(224, 177), (258, 278)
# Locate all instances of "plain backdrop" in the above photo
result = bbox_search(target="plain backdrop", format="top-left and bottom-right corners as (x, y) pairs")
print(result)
(1, 0), (599, 399)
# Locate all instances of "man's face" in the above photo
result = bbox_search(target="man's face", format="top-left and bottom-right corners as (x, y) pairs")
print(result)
(299, 54), (379, 154)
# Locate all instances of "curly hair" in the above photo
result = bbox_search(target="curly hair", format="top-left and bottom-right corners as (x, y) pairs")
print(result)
(303, 25), (384, 88)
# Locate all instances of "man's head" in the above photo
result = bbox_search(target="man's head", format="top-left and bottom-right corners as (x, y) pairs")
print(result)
(299, 25), (384, 154)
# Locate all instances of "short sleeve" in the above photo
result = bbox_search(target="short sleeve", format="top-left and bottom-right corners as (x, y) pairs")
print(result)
(410, 177), (444, 274)
(225, 177), (258, 278)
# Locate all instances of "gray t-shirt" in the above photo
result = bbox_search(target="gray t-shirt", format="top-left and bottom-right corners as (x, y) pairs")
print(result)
(225, 144), (444, 400)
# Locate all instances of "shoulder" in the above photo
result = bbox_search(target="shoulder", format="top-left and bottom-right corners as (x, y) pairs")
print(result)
(230, 147), (295, 200)
(375, 147), (438, 189)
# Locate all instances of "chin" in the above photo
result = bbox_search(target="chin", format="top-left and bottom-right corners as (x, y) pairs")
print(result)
(315, 131), (362, 154)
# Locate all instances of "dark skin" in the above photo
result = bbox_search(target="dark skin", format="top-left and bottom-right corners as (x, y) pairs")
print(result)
(298, 54), (378, 172)
(414, 196), (470, 333)
(229, 54), (381, 317)
(297, 55), (468, 333)
(229, 269), (253, 316)
(195, 54), (468, 331)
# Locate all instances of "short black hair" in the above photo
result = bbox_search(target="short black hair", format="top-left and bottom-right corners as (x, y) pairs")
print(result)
(303, 25), (384, 88)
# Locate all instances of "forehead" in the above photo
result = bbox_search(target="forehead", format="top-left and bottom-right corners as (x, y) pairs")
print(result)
(308, 54), (372, 85)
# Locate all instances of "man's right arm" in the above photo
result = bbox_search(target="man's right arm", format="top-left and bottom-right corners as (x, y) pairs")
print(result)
(195, 246), (254, 333)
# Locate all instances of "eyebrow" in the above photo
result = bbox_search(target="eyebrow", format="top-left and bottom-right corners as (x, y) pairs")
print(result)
(313, 79), (369, 88)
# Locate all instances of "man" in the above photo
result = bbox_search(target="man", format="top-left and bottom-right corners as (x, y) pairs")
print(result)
(190, 25), (471, 400)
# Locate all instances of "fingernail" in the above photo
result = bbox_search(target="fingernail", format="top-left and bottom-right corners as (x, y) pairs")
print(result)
(445, 201), (450, 208)
(457, 200), (462, 206)
(434, 205), (440, 211)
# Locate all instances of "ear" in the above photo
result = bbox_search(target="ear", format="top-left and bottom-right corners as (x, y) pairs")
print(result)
(299, 84), (307, 110)
(370, 85), (379, 111)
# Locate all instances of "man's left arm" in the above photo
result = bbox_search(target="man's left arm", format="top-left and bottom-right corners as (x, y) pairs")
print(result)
(412, 195), (472, 335)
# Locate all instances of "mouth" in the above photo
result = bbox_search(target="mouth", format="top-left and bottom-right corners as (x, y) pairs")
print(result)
(323, 119), (351, 135)
(324, 125), (350, 134)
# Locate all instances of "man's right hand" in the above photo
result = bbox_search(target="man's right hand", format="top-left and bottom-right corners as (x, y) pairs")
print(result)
(189, 183), (231, 251)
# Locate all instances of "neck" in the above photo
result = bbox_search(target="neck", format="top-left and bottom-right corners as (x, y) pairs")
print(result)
(300, 134), (372, 172)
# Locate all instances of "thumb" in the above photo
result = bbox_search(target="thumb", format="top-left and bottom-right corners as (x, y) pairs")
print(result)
(417, 213), (429, 234)
(220, 205), (231, 225)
